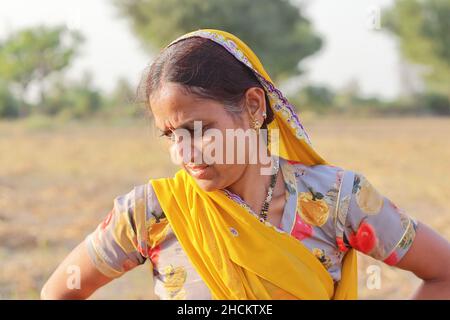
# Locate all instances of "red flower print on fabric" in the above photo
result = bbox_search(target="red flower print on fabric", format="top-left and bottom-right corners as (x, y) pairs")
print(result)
(291, 212), (313, 241)
(101, 209), (113, 230)
(148, 244), (161, 266)
(336, 237), (349, 252)
(348, 221), (377, 254)
(137, 241), (161, 264)
(383, 251), (398, 266)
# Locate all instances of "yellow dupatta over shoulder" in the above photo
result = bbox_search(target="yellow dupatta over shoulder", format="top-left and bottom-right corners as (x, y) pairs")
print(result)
(150, 29), (358, 300)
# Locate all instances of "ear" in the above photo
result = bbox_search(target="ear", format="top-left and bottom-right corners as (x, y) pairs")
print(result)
(244, 87), (267, 123)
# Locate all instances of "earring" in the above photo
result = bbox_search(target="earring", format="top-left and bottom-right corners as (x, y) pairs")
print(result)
(262, 111), (267, 119)
(252, 118), (261, 134)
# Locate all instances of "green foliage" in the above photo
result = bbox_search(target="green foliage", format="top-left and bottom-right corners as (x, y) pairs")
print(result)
(103, 77), (143, 117)
(419, 92), (450, 115)
(288, 85), (335, 114)
(382, 0), (450, 96)
(0, 25), (84, 108)
(112, 0), (323, 81)
(45, 74), (103, 119)
(0, 82), (19, 118)
(302, 85), (335, 108)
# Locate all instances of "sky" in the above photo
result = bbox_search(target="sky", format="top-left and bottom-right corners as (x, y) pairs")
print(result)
(0, 0), (404, 99)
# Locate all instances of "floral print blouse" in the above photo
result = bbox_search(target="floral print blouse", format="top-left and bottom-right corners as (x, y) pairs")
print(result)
(85, 157), (418, 300)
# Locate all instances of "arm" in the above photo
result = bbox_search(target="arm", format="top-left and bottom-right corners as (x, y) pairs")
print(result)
(41, 240), (113, 300)
(338, 171), (450, 299)
(395, 221), (450, 300)
(41, 184), (157, 299)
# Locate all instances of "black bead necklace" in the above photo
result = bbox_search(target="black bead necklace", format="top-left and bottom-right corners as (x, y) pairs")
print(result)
(258, 156), (280, 222)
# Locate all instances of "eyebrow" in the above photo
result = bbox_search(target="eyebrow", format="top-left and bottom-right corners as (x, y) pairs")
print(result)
(161, 119), (210, 133)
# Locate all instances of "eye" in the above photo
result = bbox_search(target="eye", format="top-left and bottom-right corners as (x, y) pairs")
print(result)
(159, 130), (175, 141)
(189, 125), (209, 136)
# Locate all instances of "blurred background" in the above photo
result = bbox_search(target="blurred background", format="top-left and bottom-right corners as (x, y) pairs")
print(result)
(0, 0), (449, 299)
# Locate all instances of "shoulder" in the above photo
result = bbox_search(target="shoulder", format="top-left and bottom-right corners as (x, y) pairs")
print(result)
(287, 161), (360, 235)
(110, 182), (169, 254)
(286, 160), (345, 179)
(113, 182), (166, 223)
(282, 159), (346, 225)
(84, 181), (170, 276)
(287, 160), (347, 201)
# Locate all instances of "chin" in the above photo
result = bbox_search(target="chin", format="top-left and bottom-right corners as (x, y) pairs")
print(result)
(194, 178), (221, 192)
(184, 165), (224, 192)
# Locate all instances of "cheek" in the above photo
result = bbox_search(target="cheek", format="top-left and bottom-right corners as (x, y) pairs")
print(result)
(193, 164), (240, 191)
(203, 120), (253, 163)
(212, 163), (245, 185)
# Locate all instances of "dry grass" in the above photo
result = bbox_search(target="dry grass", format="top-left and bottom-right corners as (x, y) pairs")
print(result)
(1, 115), (449, 299)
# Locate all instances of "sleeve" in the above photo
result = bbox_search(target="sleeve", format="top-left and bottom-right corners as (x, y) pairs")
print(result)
(335, 170), (418, 266)
(84, 183), (163, 278)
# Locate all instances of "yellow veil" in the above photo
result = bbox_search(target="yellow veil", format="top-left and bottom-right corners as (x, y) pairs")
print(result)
(150, 29), (358, 299)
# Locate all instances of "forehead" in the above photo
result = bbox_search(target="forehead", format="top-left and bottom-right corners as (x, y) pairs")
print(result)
(150, 82), (223, 129)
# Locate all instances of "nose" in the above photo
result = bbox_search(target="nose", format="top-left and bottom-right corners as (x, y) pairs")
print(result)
(169, 135), (203, 165)
(185, 142), (203, 165)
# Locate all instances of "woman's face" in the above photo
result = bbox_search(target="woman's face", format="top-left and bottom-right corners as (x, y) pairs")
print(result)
(150, 82), (264, 192)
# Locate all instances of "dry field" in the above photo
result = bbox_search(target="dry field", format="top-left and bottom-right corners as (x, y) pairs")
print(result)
(1, 115), (449, 299)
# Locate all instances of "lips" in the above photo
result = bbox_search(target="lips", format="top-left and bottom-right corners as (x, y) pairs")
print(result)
(185, 163), (210, 178)
(185, 163), (208, 169)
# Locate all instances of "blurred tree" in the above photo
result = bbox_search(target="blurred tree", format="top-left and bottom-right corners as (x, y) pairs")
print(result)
(110, 77), (136, 107)
(420, 92), (450, 115)
(45, 72), (102, 118)
(112, 0), (323, 81)
(302, 85), (335, 109)
(383, 0), (450, 98)
(95, 77), (141, 118)
(0, 81), (20, 118)
(0, 25), (84, 114)
(289, 84), (335, 114)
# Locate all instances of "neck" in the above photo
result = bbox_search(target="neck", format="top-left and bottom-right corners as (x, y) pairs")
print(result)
(226, 156), (285, 215)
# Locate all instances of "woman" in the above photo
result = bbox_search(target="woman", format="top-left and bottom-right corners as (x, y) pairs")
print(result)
(41, 29), (450, 300)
